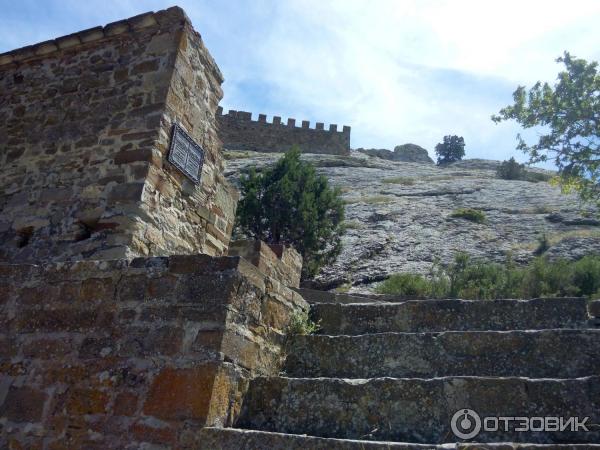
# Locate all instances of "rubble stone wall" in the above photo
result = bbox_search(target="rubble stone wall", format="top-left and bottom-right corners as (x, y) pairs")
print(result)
(0, 253), (307, 449)
(217, 108), (351, 155)
(0, 7), (237, 263)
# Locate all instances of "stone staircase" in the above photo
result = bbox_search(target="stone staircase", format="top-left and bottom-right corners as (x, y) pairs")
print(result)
(199, 293), (600, 449)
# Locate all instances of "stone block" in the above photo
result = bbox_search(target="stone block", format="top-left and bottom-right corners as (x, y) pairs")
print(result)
(143, 366), (217, 421)
(107, 183), (145, 203)
(66, 387), (110, 415)
(113, 391), (138, 416)
(0, 386), (47, 422)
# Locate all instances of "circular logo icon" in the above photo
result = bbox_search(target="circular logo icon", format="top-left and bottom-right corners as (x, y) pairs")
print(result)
(451, 408), (482, 440)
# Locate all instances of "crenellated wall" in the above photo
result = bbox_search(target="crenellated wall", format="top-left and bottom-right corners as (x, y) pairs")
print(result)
(216, 107), (351, 155)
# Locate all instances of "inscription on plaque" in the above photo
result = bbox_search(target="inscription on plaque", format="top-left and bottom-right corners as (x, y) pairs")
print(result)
(168, 124), (205, 183)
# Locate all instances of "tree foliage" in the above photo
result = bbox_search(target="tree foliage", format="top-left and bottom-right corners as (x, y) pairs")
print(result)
(235, 147), (345, 279)
(435, 135), (465, 165)
(492, 52), (599, 207)
(497, 157), (527, 180)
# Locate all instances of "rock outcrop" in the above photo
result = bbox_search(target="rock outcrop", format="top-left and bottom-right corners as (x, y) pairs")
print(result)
(225, 151), (599, 292)
(356, 143), (434, 163)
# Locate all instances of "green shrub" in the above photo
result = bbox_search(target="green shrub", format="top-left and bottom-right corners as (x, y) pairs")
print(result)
(375, 273), (430, 296)
(572, 256), (600, 297)
(435, 135), (465, 165)
(520, 257), (578, 298)
(446, 253), (524, 300)
(286, 310), (320, 335)
(497, 157), (526, 180)
(525, 171), (552, 183)
(496, 157), (553, 183)
(379, 253), (600, 300)
(451, 208), (486, 224)
(236, 147), (345, 279)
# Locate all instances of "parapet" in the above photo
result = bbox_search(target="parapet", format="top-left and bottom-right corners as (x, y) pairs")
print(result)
(216, 107), (351, 155)
(228, 239), (303, 288)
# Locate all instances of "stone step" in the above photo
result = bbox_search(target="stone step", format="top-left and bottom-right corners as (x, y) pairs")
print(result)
(312, 298), (589, 334)
(196, 427), (600, 449)
(284, 329), (600, 378)
(196, 427), (442, 449)
(295, 287), (421, 304)
(237, 376), (600, 444)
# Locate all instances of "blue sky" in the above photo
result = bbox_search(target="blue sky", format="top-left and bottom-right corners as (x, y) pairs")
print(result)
(1, 0), (599, 165)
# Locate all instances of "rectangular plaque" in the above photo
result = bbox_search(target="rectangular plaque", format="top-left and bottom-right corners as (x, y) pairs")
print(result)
(167, 124), (205, 184)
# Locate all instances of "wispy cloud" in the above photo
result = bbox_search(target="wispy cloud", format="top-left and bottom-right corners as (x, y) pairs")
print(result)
(1, 0), (599, 164)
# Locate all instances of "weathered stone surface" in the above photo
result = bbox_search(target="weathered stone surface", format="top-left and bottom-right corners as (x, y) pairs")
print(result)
(285, 329), (600, 378)
(238, 376), (600, 444)
(356, 143), (434, 163)
(229, 240), (302, 288)
(0, 6), (237, 264)
(197, 427), (444, 449)
(312, 297), (588, 334)
(393, 144), (435, 163)
(590, 300), (600, 318)
(224, 151), (598, 292)
(217, 108), (350, 155)
(0, 252), (308, 449)
(197, 428), (600, 450)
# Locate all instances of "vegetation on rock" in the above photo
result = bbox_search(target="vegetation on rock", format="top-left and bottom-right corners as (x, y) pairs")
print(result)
(493, 52), (599, 209)
(377, 253), (600, 300)
(375, 273), (430, 296)
(286, 310), (320, 335)
(497, 157), (527, 180)
(497, 157), (553, 182)
(435, 135), (465, 165)
(236, 147), (345, 279)
(450, 208), (486, 223)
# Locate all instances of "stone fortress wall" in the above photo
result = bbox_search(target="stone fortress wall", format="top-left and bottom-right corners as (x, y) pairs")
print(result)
(216, 107), (351, 155)
(0, 8), (309, 449)
(0, 7), (238, 263)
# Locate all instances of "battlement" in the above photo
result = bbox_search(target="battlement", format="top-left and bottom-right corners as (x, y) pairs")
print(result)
(0, 7), (223, 82)
(217, 107), (351, 155)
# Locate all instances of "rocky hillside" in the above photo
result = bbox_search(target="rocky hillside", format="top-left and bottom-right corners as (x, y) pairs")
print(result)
(224, 150), (600, 293)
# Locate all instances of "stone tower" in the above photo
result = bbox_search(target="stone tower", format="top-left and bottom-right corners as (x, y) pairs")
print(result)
(0, 7), (238, 263)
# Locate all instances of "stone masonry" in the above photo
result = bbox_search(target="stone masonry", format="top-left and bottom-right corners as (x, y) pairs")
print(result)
(0, 7), (238, 263)
(0, 248), (307, 449)
(3, 6), (600, 450)
(216, 107), (351, 155)
(0, 7), (309, 450)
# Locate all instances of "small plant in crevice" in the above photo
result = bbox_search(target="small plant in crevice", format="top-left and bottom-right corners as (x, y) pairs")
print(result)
(450, 208), (486, 224)
(285, 310), (320, 336)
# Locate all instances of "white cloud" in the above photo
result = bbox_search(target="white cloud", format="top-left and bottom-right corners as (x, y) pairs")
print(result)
(214, 0), (600, 160)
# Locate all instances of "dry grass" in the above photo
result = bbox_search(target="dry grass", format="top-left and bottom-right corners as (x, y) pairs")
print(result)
(517, 229), (600, 252)
(382, 176), (416, 186)
(344, 195), (394, 205)
(343, 219), (365, 230)
(223, 150), (254, 160)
